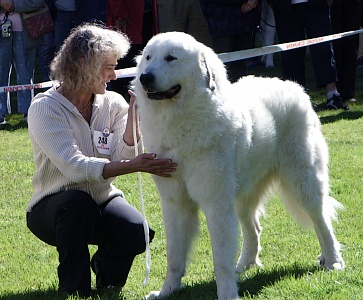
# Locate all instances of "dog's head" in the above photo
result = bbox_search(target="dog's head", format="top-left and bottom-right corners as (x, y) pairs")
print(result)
(134, 32), (228, 101)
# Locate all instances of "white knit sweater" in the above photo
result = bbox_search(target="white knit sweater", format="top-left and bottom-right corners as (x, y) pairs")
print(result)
(27, 88), (142, 212)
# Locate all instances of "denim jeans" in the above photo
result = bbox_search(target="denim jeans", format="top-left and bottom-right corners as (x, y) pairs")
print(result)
(0, 31), (36, 115)
(55, 10), (75, 51)
(37, 31), (55, 81)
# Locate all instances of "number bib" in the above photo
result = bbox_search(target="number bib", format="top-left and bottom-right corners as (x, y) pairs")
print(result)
(93, 127), (114, 155)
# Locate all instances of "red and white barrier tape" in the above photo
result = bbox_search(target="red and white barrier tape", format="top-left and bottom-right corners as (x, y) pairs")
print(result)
(218, 28), (363, 63)
(1, 28), (362, 94)
(0, 67), (137, 94)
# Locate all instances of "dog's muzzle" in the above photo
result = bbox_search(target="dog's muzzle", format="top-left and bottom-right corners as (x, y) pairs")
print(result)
(139, 72), (181, 100)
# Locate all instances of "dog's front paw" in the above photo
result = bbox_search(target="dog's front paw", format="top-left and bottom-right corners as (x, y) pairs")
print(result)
(145, 291), (161, 299)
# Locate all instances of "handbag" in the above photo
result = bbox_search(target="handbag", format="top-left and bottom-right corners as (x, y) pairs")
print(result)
(22, 4), (55, 38)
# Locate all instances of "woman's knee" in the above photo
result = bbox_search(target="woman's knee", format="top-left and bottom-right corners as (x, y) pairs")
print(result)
(58, 190), (100, 225)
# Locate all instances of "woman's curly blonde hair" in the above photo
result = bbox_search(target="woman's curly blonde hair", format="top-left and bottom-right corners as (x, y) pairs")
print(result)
(50, 23), (130, 92)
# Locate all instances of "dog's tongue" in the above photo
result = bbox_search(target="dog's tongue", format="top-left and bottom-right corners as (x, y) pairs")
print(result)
(166, 86), (178, 95)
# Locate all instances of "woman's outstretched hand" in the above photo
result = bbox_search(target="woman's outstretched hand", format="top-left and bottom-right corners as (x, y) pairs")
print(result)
(130, 153), (177, 178)
(103, 153), (177, 179)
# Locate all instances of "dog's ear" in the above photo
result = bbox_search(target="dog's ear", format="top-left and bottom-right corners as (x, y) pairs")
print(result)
(202, 54), (216, 92)
(200, 45), (228, 92)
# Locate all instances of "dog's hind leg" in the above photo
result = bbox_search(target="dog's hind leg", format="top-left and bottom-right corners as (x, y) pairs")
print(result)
(311, 197), (345, 270)
(235, 194), (264, 273)
(280, 185), (345, 269)
(278, 168), (345, 270)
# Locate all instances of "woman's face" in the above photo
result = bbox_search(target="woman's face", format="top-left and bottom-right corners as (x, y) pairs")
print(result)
(93, 55), (118, 94)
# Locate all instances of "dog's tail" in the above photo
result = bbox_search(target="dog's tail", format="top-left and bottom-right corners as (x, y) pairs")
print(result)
(279, 188), (344, 229)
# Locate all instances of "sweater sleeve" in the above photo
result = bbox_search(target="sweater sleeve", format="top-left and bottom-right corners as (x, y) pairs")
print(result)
(108, 93), (143, 161)
(28, 96), (109, 184)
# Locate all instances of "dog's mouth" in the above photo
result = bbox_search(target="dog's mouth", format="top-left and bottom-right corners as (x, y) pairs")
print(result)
(146, 85), (181, 100)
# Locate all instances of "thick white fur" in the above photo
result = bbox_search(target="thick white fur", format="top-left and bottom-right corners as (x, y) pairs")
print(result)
(134, 32), (345, 300)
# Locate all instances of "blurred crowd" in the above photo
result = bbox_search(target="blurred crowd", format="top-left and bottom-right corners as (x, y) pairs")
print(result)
(1, 0), (363, 124)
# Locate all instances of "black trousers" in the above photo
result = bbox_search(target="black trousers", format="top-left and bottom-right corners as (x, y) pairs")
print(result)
(331, 0), (363, 100)
(274, 3), (337, 87)
(27, 190), (155, 296)
(212, 33), (252, 83)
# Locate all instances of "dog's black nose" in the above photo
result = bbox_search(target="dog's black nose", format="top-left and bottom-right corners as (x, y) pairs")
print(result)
(140, 73), (154, 87)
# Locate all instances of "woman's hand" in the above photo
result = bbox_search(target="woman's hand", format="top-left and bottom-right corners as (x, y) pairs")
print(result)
(115, 17), (127, 32)
(129, 153), (178, 178)
(241, 0), (258, 13)
(1, 0), (15, 12)
(128, 89), (137, 110)
(103, 153), (177, 179)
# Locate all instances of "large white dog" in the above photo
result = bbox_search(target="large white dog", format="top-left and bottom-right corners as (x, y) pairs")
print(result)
(133, 32), (345, 300)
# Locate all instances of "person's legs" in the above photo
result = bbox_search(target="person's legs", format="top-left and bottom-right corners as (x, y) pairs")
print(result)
(274, 4), (307, 86)
(12, 32), (33, 115)
(0, 34), (12, 117)
(90, 196), (155, 288)
(27, 190), (101, 297)
(186, 0), (213, 47)
(213, 35), (247, 82)
(55, 10), (75, 51)
(304, 4), (349, 110)
(37, 31), (56, 81)
(305, 5), (337, 87)
(331, 1), (363, 100)
(157, 0), (179, 32)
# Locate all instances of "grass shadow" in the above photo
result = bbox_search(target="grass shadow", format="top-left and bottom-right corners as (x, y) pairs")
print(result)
(238, 264), (319, 297)
(0, 289), (66, 300)
(318, 109), (363, 125)
(160, 264), (319, 300)
(0, 121), (28, 132)
(0, 114), (28, 132)
(0, 288), (126, 300)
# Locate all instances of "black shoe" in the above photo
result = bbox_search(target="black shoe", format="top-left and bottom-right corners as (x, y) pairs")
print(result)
(91, 253), (129, 290)
(91, 254), (116, 290)
(326, 94), (349, 111)
(0, 115), (6, 125)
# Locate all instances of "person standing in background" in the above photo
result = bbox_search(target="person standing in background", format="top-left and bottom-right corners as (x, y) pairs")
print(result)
(54, 0), (107, 51)
(37, 0), (56, 82)
(358, 11), (363, 67)
(106, 0), (157, 101)
(157, 0), (213, 47)
(200, 0), (261, 83)
(271, 0), (349, 111)
(0, 0), (44, 124)
(330, 0), (363, 103)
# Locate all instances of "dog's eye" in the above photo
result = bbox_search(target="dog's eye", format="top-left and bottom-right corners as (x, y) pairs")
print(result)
(165, 55), (177, 62)
(146, 55), (151, 61)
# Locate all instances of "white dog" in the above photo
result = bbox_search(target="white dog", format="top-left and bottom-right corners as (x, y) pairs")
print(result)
(133, 32), (345, 300)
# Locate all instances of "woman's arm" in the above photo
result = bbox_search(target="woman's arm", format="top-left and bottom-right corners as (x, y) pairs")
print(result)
(123, 90), (140, 146)
(103, 153), (177, 179)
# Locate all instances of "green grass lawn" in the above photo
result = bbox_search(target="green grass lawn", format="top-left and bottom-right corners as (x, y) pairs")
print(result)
(0, 57), (362, 300)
